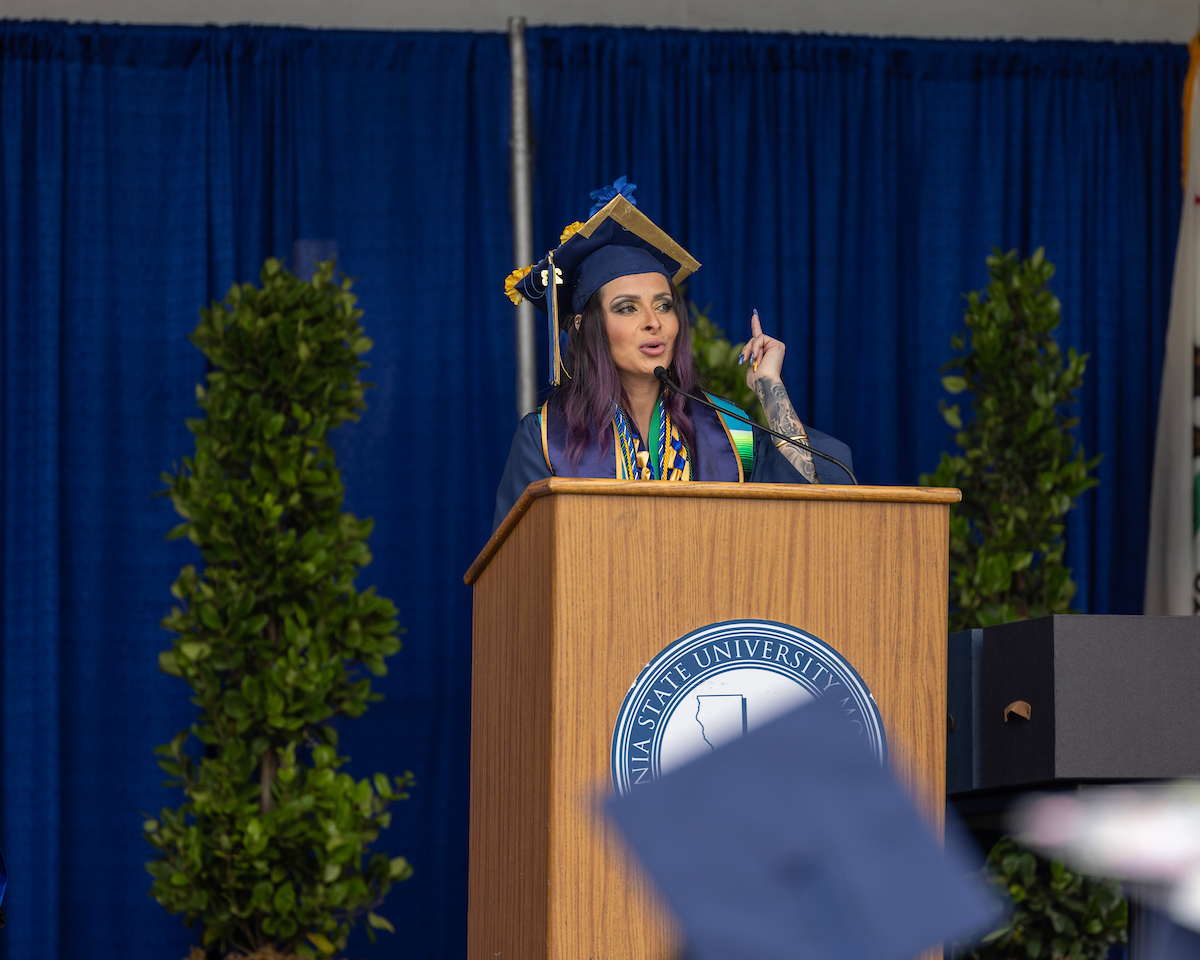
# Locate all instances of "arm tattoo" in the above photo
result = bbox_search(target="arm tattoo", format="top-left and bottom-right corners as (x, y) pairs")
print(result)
(753, 377), (818, 483)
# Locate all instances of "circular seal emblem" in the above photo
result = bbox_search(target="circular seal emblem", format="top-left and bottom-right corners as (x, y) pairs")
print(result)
(611, 619), (886, 795)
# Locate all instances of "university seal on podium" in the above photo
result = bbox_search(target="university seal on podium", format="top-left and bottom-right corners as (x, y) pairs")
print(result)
(610, 619), (886, 795)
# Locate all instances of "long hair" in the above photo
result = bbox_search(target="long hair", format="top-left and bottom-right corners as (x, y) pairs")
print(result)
(556, 277), (699, 468)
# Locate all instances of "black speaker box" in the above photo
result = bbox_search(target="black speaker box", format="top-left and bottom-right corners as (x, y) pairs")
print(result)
(947, 615), (1200, 795)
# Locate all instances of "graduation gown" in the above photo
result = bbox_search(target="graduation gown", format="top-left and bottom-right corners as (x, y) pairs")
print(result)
(493, 397), (854, 532)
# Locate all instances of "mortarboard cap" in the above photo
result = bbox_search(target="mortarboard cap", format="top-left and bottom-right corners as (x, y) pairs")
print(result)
(504, 178), (700, 385)
(605, 696), (999, 960)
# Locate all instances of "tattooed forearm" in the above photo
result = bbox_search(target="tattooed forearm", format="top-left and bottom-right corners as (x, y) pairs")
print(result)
(753, 377), (818, 483)
(754, 377), (803, 435)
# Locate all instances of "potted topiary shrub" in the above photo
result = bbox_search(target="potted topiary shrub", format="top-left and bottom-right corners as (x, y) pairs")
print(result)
(145, 258), (413, 958)
(925, 249), (1121, 960)
(954, 838), (1127, 960)
(922, 247), (1101, 631)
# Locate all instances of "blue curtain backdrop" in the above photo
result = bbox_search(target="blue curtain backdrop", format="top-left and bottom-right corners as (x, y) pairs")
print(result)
(0, 22), (513, 960)
(527, 28), (1186, 617)
(0, 19), (1187, 960)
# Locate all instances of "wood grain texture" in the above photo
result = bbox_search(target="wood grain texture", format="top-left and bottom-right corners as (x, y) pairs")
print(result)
(465, 479), (961, 585)
(468, 498), (556, 960)
(468, 488), (951, 960)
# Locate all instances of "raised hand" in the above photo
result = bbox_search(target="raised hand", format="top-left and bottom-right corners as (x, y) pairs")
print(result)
(738, 309), (818, 482)
(739, 309), (785, 386)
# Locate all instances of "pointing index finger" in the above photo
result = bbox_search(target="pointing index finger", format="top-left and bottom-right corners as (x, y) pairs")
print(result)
(750, 308), (763, 339)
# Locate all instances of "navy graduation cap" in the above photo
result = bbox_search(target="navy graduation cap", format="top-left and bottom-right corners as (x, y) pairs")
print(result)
(504, 177), (700, 385)
(605, 696), (999, 960)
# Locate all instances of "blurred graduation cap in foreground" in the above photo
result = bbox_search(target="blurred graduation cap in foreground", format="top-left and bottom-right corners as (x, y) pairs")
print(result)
(1014, 783), (1200, 960)
(605, 697), (999, 960)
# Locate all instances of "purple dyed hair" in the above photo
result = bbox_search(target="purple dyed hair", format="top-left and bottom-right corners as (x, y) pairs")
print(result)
(556, 278), (699, 469)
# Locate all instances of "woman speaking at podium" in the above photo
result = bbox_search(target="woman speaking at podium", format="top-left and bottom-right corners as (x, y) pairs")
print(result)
(493, 179), (854, 531)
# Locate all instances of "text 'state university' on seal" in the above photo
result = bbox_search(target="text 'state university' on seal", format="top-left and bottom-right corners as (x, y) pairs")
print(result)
(610, 619), (886, 795)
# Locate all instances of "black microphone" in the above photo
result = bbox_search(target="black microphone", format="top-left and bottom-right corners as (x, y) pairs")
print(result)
(653, 366), (858, 485)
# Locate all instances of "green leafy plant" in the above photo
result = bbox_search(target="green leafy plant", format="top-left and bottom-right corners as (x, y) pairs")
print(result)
(146, 258), (413, 959)
(689, 303), (766, 425)
(956, 838), (1127, 960)
(921, 248), (1100, 631)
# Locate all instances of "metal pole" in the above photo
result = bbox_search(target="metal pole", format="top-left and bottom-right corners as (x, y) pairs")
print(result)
(508, 16), (537, 416)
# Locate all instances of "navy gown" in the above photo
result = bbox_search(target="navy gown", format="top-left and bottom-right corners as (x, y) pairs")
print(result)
(493, 404), (855, 531)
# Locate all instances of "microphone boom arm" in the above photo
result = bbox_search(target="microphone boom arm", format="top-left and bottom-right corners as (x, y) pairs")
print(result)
(653, 367), (858, 485)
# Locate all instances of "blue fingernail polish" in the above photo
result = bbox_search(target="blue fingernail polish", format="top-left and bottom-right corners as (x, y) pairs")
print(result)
(753, 307), (759, 316)
(738, 355), (744, 365)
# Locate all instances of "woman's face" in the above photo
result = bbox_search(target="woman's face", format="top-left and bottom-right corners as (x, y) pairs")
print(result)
(597, 272), (678, 383)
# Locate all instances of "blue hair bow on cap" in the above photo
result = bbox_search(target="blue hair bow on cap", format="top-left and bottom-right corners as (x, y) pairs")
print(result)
(588, 175), (638, 216)
(503, 177), (701, 385)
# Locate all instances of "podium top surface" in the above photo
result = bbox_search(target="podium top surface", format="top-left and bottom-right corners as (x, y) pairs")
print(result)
(464, 478), (960, 585)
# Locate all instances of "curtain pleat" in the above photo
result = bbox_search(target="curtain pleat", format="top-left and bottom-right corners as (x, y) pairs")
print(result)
(1, 40), (66, 957)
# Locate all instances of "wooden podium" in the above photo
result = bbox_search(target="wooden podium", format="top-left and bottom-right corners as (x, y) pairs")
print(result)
(464, 479), (960, 960)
